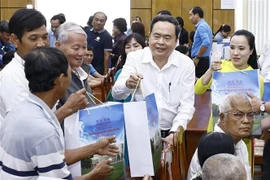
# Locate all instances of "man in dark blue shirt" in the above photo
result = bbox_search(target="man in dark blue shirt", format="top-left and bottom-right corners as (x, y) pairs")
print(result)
(86, 12), (112, 75)
(0, 20), (15, 67)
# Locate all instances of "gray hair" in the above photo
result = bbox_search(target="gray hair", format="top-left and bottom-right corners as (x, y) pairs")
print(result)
(202, 153), (247, 180)
(55, 22), (86, 44)
(218, 93), (250, 121)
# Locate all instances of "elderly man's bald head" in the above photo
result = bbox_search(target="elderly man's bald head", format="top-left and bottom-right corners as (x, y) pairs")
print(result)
(202, 153), (247, 180)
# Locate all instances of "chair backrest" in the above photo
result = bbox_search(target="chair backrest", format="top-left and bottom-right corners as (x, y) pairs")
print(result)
(110, 67), (117, 85)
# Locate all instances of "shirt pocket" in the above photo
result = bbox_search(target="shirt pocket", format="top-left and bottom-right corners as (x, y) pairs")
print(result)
(166, 84), (181, 106)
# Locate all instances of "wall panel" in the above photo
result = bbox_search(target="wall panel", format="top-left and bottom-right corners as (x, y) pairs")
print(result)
(1, 0), (29, 7)
(131, 9), (152, 35)
(152, 0), (182, 17)
(0, 8), (18, 20)
(213, 10), (234, 35)
(213, 0), (221, 9)
(0, 0), (32, 20)
(131, 0), (151, 8)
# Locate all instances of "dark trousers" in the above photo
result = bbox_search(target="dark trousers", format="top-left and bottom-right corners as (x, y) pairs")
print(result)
(161, 129), (170, 138)
(263, 139), (270, 179)
(195, 56), (210, 78)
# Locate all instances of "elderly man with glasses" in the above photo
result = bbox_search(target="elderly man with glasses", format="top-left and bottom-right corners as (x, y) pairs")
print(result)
(188, 93), (253, 180)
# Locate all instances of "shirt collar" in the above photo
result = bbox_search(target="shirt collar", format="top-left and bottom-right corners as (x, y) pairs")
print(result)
(90, 27), (105, 33)
(195, 19), (206, 28)
(27, 93), (60, 128)
(141, 47), (180, 68)
(14, 52), (25, 66)
(72, 66), (88, 81)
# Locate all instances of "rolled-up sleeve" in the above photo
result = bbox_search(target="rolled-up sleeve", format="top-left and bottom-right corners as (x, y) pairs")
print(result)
(198, 26), (211, 48)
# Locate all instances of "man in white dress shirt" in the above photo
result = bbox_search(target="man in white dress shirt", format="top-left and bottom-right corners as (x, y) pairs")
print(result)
(187, 93), (253, 180)
(112, 15), (195, 144)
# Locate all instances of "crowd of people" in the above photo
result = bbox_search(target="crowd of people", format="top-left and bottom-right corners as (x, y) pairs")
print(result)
(0, 4), (269, 180)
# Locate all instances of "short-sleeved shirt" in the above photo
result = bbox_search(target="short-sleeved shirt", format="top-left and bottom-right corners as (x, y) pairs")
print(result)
(0, 94), (72, 179)
(89, 64), (97, 75)
(86, 28), (112, 75)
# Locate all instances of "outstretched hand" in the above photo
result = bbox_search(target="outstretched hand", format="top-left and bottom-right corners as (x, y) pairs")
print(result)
(96, 136), (119, 156)
(92, 159), (114, 180)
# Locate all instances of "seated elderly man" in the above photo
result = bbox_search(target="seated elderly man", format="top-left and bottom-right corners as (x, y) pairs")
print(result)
(202, 153), (247, 180)
(188, 93), (254, 180)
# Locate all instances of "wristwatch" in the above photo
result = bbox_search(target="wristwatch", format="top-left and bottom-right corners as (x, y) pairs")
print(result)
(260, 102), (266, 112)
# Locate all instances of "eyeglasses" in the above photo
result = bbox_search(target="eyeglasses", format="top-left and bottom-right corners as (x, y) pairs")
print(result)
(225, 111), (255, 121)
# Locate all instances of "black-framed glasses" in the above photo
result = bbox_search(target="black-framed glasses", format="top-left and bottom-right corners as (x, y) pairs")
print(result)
(225, 111), (255, 121)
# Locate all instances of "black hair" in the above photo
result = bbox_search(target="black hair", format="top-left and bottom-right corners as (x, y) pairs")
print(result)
(118, 33), (145, 70)
(93, 11), (107, 21)
(175, 45), (189, 55)
(175, 16), (184, 27)
(191, 6), (204, 18)
(231, 29), (258, 69)
(133, 16), (142, 23)
(51, 14), (66, 25)
(58, 13), (66, 24)
(87, 15), (94, 26)
(9, 8), (46, 41)
(24, 47), (69, 93)
(2, 50), (15, 67)
(0, 20), (9, 33)
(150, 15), (180, 40)
(113, 18), (127, 33)
(131, 22), (145, 39)
(87, 45), (94, 52)
(157, 10), (172, 16)
(214, 24), (231, 36)
(197, 132), (235, 168)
